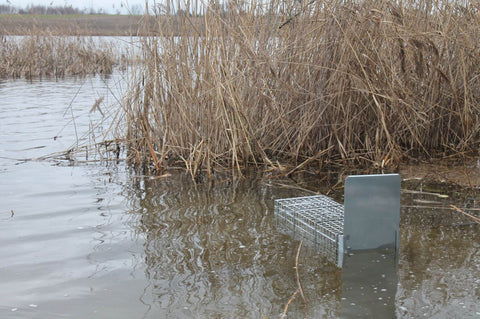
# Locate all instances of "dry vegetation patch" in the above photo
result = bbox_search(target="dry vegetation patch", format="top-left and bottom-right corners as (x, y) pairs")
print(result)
(0, 14), (144, 36)
(115, 0), (480, 175)
(0, 33), (117, 78)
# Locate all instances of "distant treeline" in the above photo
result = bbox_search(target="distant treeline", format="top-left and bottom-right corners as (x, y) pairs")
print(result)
(0, 4), (106, 15)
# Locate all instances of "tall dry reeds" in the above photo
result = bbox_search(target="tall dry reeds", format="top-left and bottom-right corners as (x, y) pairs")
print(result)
(120, 0), (480, 176)
(0, 33), (116, 78)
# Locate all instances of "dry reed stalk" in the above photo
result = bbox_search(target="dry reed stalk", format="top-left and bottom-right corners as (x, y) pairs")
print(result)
(119, 0), (480, 176)
(90, 96), (105, 115)
(281, 240), (306, 319)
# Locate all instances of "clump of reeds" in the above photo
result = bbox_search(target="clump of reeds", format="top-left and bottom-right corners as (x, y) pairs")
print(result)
(119, 0), (480, 176)
(0, 32), (116, 78)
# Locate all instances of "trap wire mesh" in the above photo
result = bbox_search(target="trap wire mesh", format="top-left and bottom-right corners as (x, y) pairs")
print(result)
(274, 195), (344, 267)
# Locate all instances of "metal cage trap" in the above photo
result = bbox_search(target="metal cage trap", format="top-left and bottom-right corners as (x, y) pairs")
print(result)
(274, 195), (345, 266)
(274, 174), (401, 268)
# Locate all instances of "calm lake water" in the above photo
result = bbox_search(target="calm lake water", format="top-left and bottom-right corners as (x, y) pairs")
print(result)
(0, 68), (479, 318)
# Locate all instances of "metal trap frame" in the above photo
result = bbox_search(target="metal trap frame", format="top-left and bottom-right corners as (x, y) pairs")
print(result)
(274, 174), (401, 268)
(274, 195), (345, 266)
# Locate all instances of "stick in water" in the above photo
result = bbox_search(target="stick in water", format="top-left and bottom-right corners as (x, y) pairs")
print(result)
(281, 241), (307, 319)
(450, 204), (480, 224)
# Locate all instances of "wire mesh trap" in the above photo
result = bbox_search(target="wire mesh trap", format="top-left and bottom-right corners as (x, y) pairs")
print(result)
(274, 195), (345, 267)
(274, 174), (401, 268)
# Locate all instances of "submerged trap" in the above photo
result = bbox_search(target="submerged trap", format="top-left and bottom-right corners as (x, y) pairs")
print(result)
(274, 174), (401, 268)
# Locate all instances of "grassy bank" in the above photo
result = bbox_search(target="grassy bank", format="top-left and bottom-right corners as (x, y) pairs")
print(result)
(118, 0), (480, 176)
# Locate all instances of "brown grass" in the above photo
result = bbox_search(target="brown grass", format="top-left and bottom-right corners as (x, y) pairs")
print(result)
(118, 0), (480, 176)
(0, 32), (117, 78)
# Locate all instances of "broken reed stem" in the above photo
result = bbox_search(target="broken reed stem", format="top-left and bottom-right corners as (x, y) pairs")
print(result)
(281, 240), (306, 319)
(449, 204), (480, 224)
(295, 241), (307, 305)
(281, 289), (298, 319)
(402, 205), (480, 212)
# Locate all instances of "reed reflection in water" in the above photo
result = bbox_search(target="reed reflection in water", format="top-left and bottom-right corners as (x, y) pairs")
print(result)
(125, 172), (342, 318)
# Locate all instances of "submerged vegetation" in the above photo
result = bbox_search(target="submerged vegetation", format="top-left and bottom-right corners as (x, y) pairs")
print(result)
(119, 0), (480, 176)
(0, 33), (116, 78)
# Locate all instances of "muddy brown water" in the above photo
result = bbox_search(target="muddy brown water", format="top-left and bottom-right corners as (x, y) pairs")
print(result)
(1, 69), (479, 318)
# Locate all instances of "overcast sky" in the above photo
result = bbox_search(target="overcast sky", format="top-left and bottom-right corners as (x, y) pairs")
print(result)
(3, 0), (147, 14)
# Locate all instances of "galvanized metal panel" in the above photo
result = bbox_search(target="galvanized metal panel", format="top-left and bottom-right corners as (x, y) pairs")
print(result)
(343, 174), (401, 251)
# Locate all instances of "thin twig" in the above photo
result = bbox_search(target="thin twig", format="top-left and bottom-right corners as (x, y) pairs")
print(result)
(281, 241), (306, 319)
(279, 0), (318, 29)
(61, 80), (85, 148)
(401, 189), (449, 198)
(281, 289), (299, 319)
(295, 241), (307, 305)
(450, 205), (480, 224)
(403, 205), (480, 212)
(286, 146), (334, 176)
(261, 181), (318, 195)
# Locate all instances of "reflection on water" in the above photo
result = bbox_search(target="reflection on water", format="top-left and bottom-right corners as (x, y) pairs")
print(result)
(0, 73), (150, 318)
(126, 173), (342, 318)
(398, 200), (480, 318)
(0, 67), (479, 318)
(341, 249), (398, 318)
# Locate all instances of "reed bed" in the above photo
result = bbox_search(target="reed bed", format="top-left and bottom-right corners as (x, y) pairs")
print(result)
(0, 33), (116, 78)
(120, 0), (480, 176)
